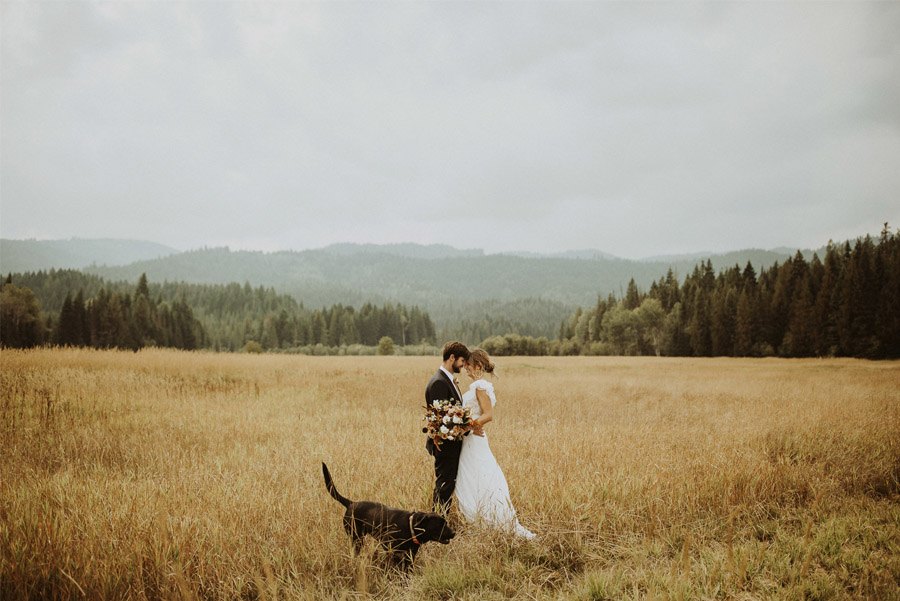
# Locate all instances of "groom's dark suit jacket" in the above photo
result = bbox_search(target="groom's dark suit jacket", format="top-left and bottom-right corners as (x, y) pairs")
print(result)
(424, 369), (463, 456)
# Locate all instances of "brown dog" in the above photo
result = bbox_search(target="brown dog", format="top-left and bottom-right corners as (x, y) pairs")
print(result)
(322, 463), (455, 568)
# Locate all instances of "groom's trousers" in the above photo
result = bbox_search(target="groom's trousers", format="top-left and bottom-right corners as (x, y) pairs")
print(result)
(426, 437), (463, 514)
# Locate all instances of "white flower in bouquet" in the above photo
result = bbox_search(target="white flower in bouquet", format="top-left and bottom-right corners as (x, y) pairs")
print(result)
(423, 398), (473, 449)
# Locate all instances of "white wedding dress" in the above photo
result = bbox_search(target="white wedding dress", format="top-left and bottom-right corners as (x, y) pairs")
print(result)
(455, 379), (535, 539)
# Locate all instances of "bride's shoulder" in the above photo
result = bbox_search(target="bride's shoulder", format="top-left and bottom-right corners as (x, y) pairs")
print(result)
(472, 379), (496, 402)
(472, 379), (497, 405)
(472, 379), (494, 391)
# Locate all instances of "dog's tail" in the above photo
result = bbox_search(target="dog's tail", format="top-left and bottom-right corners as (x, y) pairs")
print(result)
(322, 462), (352, 508)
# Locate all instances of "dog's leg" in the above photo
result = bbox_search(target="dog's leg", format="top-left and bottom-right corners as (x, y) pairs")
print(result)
(342, 519), (364, 555)
(351, 533), (364, 555)
(399, 550), (414, 572)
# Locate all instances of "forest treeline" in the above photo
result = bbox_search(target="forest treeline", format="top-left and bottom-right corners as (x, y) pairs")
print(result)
(4, 238), (820, 340)
(3, 228), (897, 358)
(0, 272), (435, 352)
(1, 274), (205, 351)
(77, 244), (810, 321)
(436, 297), (573, 342)
(482, 227), (899, 359)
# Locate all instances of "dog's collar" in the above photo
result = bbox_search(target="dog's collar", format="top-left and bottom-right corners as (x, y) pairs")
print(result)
(409, 515), (421, 546)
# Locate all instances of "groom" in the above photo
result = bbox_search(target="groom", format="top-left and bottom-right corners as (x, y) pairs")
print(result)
(425, 341), (470, 514)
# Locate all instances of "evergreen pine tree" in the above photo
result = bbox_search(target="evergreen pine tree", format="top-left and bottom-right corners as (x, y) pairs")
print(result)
(784, 272), (814, 356)
(710, 287), (736, 356)
(136, 273), (150, 298)
(734, 288), (756, 356)
(769, 258), (796, 353)
(689, 288), (712, 356)
(814, 244), (841, 356)
(311, 311), (327, 345)
(340, 310), (359, 345)
(846, 237), (878, 356)
(661, 268), (681, 311)
(73, 290), (88, 346)
(741, 262), (757, 290)
(876, 225), (900, 357)
(56, 293), (76, 346)
(624, 279), (641, 310)
(261, 315), (279, 349)
(327, 306), (343, 347)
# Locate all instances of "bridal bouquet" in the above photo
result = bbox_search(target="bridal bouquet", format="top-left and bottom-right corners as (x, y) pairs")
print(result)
(422, 400), (472, 448)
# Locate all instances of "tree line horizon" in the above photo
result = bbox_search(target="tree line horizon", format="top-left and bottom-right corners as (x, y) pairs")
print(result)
(2, 226), (897, 358)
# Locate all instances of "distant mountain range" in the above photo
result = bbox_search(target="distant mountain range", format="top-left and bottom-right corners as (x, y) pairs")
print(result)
(1, 237), (825, 337)
(320, 242), (484, 259)
(502, 249), (621, 261)
(1, 238), (179, 272)
(0, 237), (818, 275)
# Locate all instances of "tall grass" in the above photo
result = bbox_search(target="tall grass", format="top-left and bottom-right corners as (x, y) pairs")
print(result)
(1, 349), (898, 599)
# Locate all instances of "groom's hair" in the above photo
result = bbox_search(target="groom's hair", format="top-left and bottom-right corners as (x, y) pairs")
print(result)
(442, 341), (470, 361)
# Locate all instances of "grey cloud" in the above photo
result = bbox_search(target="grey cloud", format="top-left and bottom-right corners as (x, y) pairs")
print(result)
(1, 1), (898, 257)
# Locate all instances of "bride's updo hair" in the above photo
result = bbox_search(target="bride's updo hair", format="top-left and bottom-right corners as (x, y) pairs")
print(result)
(468, 348), (495, 375)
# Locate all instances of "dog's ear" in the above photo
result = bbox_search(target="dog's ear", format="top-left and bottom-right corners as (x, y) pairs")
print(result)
(419, 513), (442, 532)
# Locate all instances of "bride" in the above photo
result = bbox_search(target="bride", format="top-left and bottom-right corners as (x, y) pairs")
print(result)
(455, 348), (535, 539)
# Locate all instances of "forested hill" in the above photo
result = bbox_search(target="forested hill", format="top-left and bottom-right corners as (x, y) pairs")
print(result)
(547, 229), (900, 359)
(82, 245), (811, 310)
(3, 271), (435, 352)
(4, 231), (892, 356)
(0, 238), (178, 272)
(3, 239), (823, 338)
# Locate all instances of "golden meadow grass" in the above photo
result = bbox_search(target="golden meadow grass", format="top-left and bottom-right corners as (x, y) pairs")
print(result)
(1, 348), (898, 600)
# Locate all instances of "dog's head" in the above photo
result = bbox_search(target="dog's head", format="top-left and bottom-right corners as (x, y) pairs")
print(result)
(413, 512), (456, 545)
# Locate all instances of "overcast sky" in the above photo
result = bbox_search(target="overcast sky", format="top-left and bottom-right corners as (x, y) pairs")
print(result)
(2, 1), (898, 258)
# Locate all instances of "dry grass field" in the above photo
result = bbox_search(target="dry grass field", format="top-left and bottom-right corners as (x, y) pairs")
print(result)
(1, 348), (898, 600)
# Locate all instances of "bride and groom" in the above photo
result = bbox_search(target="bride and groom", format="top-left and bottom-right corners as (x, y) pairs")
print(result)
(425, 341), (535, 540)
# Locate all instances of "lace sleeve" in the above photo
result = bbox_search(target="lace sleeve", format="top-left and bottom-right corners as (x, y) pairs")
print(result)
(473, 379), (497, 406)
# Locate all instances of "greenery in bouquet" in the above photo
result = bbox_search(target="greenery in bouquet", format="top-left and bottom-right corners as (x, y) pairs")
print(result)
(422, 399), (472, 448)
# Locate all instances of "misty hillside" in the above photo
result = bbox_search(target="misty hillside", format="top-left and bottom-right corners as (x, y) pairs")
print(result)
(651, 248), (818, 271)
(1, 238), (178, 273)
(502, 249), (620, 260)
(3, 238), (818, 287)
(81, 247), (656, 307)
(321, 243), (484, 259)
(4, 238), (829, 338)
(75, 243), (820, 334)
(84, 244), (811, 303)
